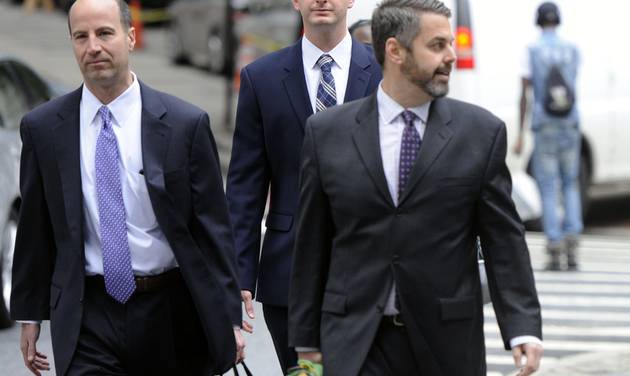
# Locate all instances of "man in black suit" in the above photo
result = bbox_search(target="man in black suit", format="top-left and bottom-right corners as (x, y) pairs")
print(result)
(289, 0), (543, 375)
(226, 0), (382, 371)
(10, 0), (244, 375)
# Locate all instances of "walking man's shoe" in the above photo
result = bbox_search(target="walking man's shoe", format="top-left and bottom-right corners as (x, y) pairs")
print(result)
(566, 236), (579, 271)
(545, 241), (563, 271)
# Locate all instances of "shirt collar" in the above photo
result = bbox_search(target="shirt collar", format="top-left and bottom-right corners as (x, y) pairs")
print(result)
(81, 72), (141, 128)
(541, 28), (558, 39)
(377, 83), (431, 125)
(302, 32), (352, 71)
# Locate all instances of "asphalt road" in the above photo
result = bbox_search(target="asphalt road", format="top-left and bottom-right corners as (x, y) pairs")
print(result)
(585, 194), (630, 236)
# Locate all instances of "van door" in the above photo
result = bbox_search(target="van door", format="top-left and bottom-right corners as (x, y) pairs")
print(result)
(606, 2), (630, 180)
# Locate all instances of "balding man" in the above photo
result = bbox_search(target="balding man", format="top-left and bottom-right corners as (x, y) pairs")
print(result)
(11, 0), (244, 374)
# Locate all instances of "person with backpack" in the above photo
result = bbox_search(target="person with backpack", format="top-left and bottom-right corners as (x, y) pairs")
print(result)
(514, 1), (582, 271)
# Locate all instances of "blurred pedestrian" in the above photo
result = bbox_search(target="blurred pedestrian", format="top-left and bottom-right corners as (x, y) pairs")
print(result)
(226, 0), (382, 372)
(349, 19), (372, 45)
(289, 0), (543, 375)
(514, 1), (582, 271)
(23, 0), (56, 13)
(10, 0), (244, 375)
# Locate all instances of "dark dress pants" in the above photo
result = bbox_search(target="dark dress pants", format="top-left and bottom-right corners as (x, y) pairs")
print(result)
(262, 304), (298, 374)
(66, 273), (208, 376)
(359, 316), (420, 376)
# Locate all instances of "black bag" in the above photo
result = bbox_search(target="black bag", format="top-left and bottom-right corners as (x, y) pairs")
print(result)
(543, 63), (575, 117)
(231, 361), (253, 376)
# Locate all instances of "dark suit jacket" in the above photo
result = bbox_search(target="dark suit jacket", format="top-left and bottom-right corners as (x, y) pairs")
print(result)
(226, 39), (382, 306)
(289, 94), (542, 376)
(10, 82), (241, 375)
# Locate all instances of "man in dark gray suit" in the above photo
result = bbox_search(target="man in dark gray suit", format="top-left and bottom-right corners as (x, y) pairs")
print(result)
(289, 0), (543, 375)
(11, 0), (243, 375)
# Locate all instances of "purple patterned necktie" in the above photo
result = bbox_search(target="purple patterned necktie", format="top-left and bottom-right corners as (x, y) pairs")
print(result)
(315, 54), (337, 112)
(95, 106), (135, 304)
(398, 110), (422, 202)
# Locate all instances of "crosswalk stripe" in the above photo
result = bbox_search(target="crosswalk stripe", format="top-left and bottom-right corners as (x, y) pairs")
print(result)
(527, 248), (630, 255)
(539, 295), (630, 308)
(533, 265), (630, 273)
(485, 338), (630, 352)
(535, 282), (630, 294)
(534, 272), (630, 283)
(525, 232), (630, 244)
(484, 324), (630, 338)
(486, 355), (558, 366)
(484, 307), (630, 322)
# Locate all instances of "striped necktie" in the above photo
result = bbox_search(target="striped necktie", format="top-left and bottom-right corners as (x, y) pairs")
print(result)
(315, 54), (337, 112)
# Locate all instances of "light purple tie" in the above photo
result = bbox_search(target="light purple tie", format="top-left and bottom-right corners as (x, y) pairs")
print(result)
(95, 106), (135, 304)
(398, 110), (422, 202)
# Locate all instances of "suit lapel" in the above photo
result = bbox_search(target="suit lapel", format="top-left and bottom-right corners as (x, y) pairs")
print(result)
(139, 83), (171, 194)
(351, 94), (395, 207)
(344, 39), (375, 102)
(53, 87), (84, 252)
(282, 41), (312, 130)
(398, 98), (454, 205)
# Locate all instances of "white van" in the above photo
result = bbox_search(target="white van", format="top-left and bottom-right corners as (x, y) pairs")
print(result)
(348, 0), (630, 222)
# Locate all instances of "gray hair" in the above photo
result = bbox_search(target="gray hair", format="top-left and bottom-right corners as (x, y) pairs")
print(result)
(371, 0), (451, 65)
(68, 0), (132, 34)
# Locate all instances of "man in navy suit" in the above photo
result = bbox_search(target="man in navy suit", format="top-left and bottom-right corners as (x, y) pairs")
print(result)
(226, 0), (382, 371)
(11, 0), (243, 375)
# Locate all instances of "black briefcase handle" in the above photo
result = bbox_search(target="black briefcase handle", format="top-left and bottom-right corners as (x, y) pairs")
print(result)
(232, 361), (253, 376)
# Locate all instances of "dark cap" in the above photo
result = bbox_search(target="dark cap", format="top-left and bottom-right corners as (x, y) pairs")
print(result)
(536, 2), (561, 26)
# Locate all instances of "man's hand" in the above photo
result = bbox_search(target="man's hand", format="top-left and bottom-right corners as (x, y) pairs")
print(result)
(241, 290), (254, 333)
(298, 351), (322, 364)
(234, 328), (246, 363)
(20, 323), (50, 376)
(512, 342), (543, 376)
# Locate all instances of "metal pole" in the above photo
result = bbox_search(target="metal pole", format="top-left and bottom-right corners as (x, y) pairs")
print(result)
(223, 0), (236, 131)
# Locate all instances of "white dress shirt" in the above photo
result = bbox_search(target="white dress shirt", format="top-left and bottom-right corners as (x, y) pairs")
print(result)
(80, 73), (177, 276)
(302, 32), (353, 113)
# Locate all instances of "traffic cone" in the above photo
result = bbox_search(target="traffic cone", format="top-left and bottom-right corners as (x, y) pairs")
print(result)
(130, 0), (144, 50)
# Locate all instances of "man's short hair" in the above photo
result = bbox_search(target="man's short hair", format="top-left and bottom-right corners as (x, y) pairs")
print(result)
(536, 1), (561, 27)
(371, 0), (451, 66)
(68, 0), (132, 34)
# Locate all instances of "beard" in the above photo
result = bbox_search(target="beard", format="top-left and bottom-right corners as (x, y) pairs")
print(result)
(401, 54), (451, 98)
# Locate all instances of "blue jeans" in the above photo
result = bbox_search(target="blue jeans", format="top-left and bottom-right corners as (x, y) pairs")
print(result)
(532, 123), (583, 243)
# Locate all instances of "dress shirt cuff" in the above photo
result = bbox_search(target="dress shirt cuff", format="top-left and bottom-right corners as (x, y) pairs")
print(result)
(17, 320), (42, 325)
(510, 335), (543, 349)
(295, 347), (320, 353)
